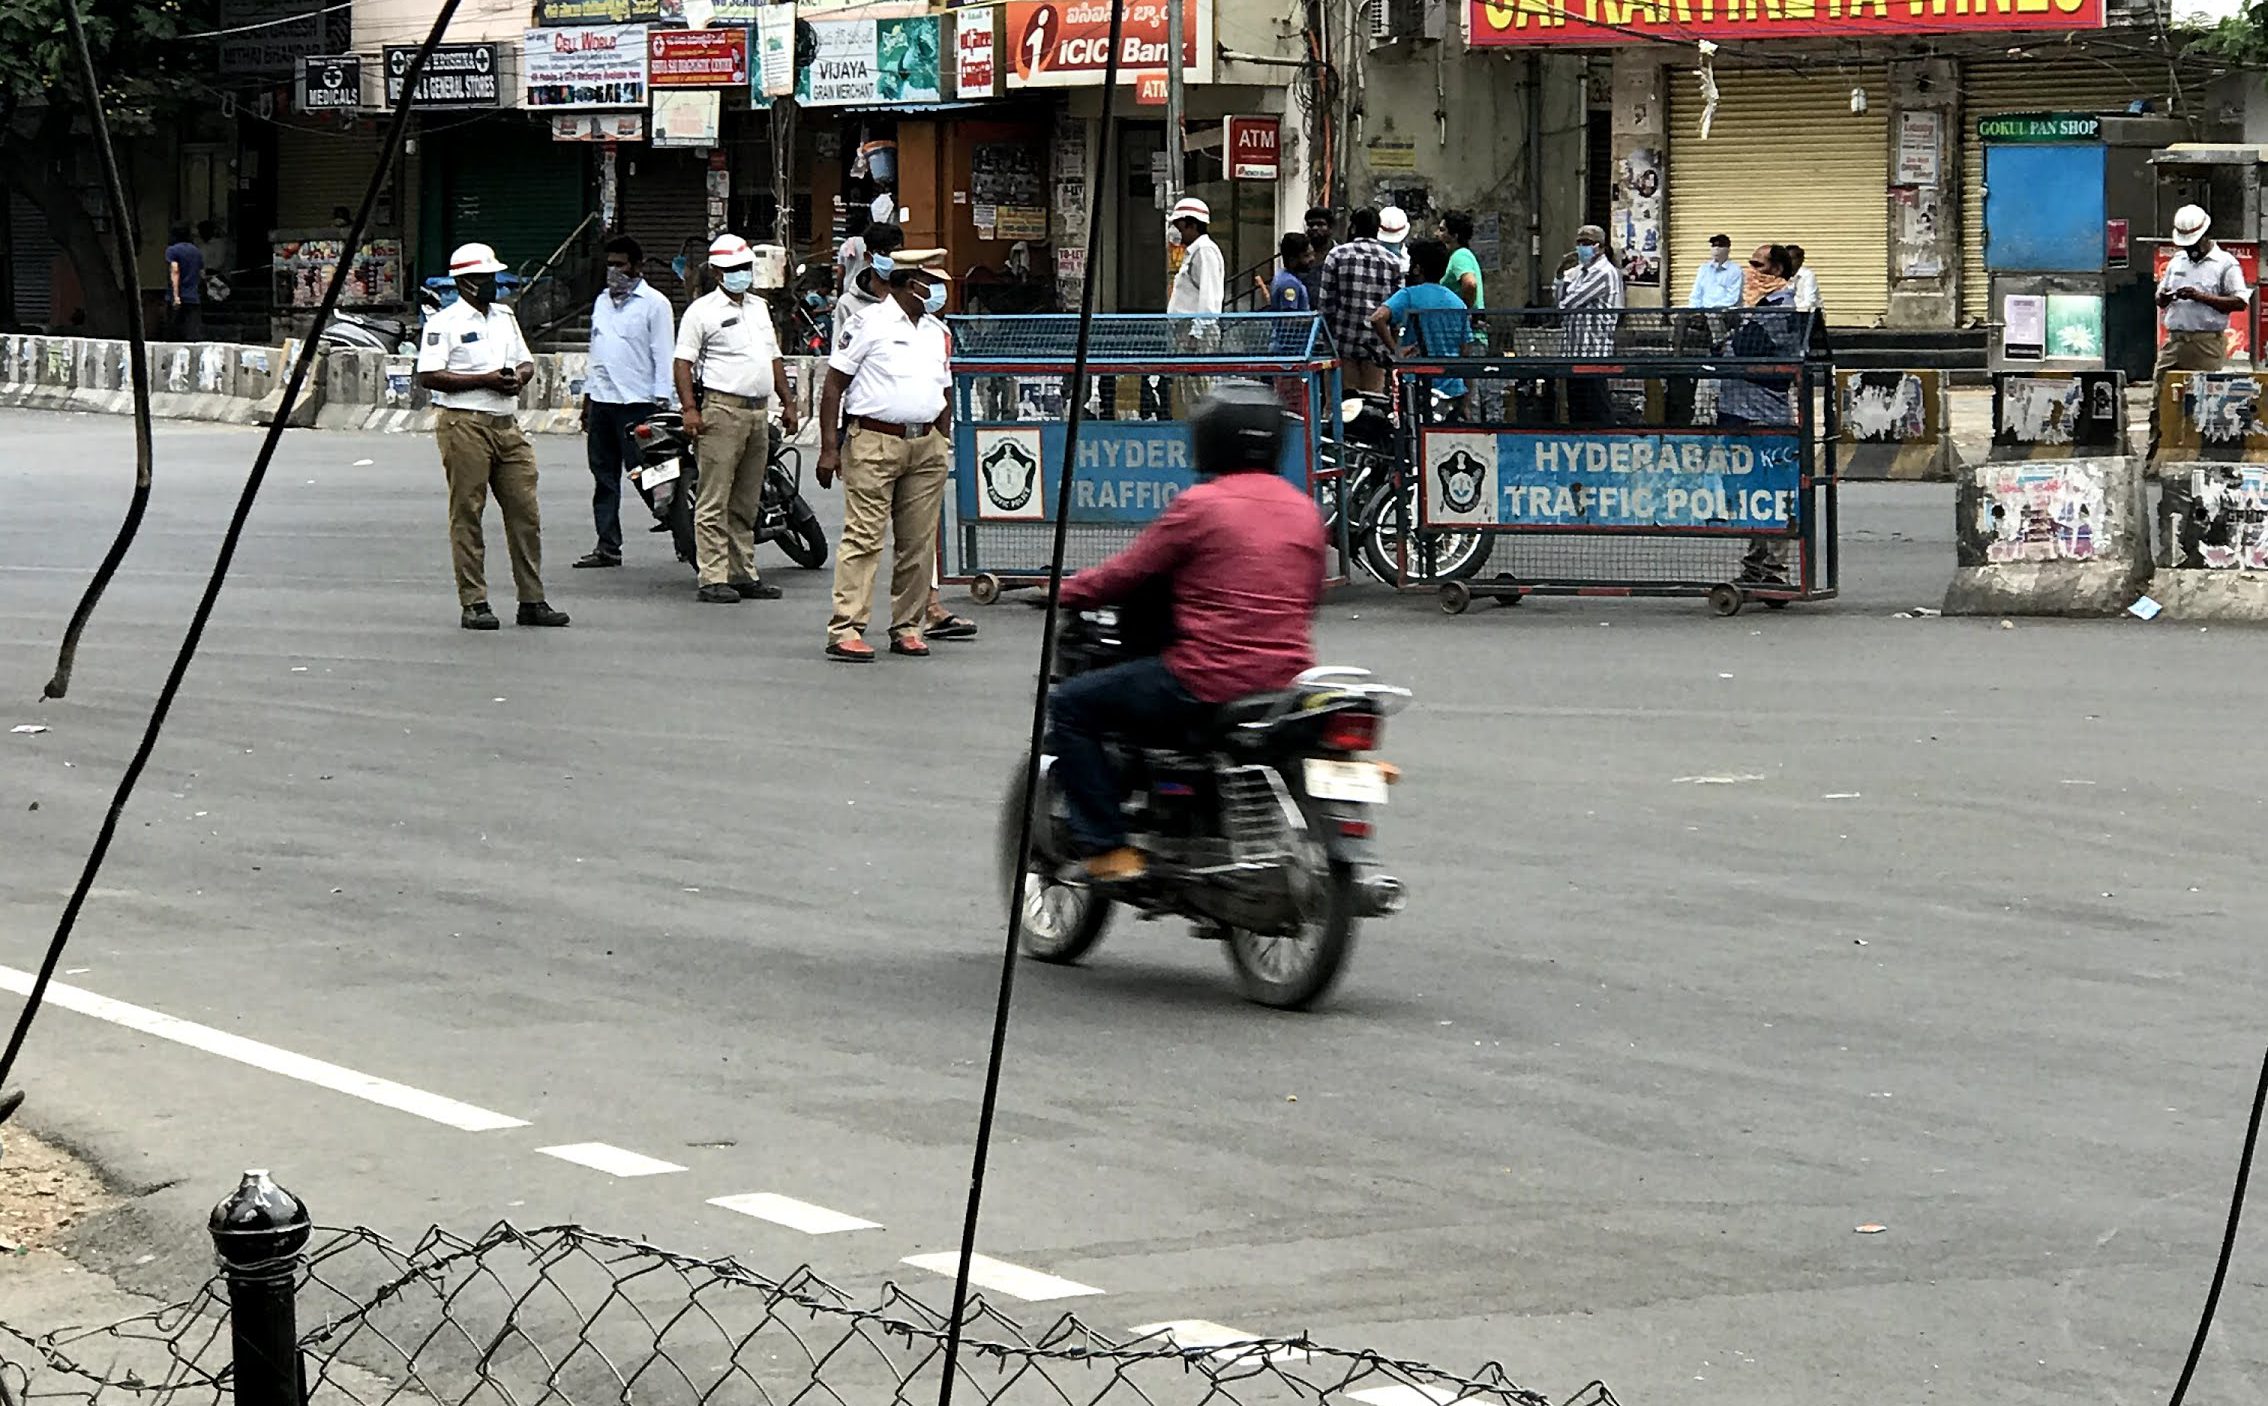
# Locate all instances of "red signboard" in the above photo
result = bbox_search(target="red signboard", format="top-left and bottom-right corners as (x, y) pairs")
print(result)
(648, 28), (748, 87)
(2155, 240), (2260, 364)
(1225, 115), (1279, 180)
(1004, 0), (1212, 87)
(1134, 71), (1168, 105)
(1467, 0), (2105, 46)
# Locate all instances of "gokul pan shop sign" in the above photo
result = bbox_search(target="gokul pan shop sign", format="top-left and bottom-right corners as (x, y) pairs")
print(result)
(1468, 0), (2104, 44)
(1976, 111), (2103, 141)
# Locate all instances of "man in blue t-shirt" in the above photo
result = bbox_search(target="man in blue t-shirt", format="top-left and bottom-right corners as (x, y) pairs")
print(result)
(163, 223), (204, 341)
(1368, 239), (1469, 399)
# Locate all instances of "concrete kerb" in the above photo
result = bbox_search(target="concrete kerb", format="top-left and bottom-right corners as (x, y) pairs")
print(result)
(0, 333), (828, 438)
(1944, 456), (2151, 616)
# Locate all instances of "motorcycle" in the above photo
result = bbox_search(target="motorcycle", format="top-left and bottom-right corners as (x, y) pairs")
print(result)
(627, 411), (829, 571)
(998, 594), (1409, 1010)
(1338, 389), (1494, 587)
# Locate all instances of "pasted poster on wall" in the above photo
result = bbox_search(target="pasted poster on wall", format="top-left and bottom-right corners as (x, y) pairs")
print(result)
(1613, 147), (1662, 288)
(2187, 465), (2268, 568)
(1978, 462), (2104, 563)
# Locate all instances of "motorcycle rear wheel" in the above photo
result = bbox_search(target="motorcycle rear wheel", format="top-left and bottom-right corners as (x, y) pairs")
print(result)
(779, 516), (829, 569)
(1224, 805), (1359, 1010)
(666, 480), (698, 567)
(999, 756), (1113, 963)
(1356, 480), (1492, 586)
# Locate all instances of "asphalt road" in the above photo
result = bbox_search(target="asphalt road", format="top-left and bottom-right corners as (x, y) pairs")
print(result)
(4, 408), (2267, 1406)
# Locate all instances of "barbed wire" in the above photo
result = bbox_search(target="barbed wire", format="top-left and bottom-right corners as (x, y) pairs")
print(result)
(0, 1223), (1611, 1406)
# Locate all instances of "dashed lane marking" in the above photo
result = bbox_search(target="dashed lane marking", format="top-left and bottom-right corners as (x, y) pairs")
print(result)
(707, 1193), (881, 1235)
(900, 1252), (1103, 1302)
(536, 1142), (687, 1177)
(0, 965), (527, 1133)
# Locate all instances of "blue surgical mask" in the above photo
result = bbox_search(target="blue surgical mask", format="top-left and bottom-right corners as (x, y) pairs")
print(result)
(1575, 243), (1599, 265)
(921, 283), (947, 315)
(720, 269), (754, 294)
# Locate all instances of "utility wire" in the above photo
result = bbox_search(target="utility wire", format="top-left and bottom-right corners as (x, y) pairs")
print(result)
(40, 0), (157, 702)
(2165, 1037), (2268, 1406)
(932, 4), (1128, 1404)
(0, 0), (468, 1098)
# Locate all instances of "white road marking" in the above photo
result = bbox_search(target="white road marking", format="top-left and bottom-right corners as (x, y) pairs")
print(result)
(1348, 1387), (1462, 1406)
(536, 1143), (687, 1177)
(900, 1252), (1102, 1301)
(1129, 1320), (1309, 1363)
(0, 964), (526, 1133)
(707, 1193), (879, 1235)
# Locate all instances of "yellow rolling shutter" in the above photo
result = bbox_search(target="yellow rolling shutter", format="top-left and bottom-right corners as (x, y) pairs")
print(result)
(1669, 68), (1889, 327)
(1959, 57), (2185, 323)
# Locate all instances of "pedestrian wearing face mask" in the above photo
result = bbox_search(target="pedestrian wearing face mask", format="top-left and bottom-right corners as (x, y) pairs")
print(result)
(575, 235), (677, 570)
(674, 233), (800, 605)
(1554, 223), (1624, 426)
(415, 243), (568, 631)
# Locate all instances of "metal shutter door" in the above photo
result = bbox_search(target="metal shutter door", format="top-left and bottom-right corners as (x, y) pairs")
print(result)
(271, 124), (385, 229)
(7, 191), (57, 325)
(1959, 58), (2184, 323)
(1669, 69), (1889, 326)
(618, 147), (709, 315)
(438, 120), (588, 278)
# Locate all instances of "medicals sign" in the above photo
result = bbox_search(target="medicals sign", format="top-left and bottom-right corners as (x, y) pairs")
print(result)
(1418, 429), (1803, 531)
(1467, 0), (2103, 45)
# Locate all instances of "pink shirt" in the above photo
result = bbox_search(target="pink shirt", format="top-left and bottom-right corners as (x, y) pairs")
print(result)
(1060, 473), (1326, 703)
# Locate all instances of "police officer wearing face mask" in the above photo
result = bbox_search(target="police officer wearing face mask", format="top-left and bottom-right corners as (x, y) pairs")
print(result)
(673, 233), (800, 605)
(414, 242), (568, 631)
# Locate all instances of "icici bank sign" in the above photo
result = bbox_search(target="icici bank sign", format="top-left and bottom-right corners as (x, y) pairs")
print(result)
(1004, 0), (1216, 87)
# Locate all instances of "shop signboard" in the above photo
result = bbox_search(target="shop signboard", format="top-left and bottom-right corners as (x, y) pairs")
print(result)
(1976, 112), (2103, 142)
(524, 24), (650, 109)
(534, 0), (789, 22)
(796, 16), (942, 106)
(1004, 0), (1214, 88)
(1225, 116), (1279, 180)
(219, 0), (333, 77)
(649, 27), (748, 86)
(297, 55), (362, 113)
(755, 7), (797, 96)
(553, 112), (647, 141)
(652, 90), (722, 146)
(383, 43), (502, 108)
(1467, 0), (2104, 45)
(957, 14), (997, 98)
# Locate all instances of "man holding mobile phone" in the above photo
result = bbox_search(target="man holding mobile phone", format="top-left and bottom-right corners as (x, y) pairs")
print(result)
(416, 242), (568, 631)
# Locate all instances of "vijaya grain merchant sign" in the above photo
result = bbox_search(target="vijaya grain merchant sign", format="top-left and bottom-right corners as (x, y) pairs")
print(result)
(1468, 0), (2103, 44)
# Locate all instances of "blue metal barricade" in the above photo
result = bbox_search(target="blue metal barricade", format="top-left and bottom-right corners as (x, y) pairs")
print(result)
(944, 313), (1345, 601)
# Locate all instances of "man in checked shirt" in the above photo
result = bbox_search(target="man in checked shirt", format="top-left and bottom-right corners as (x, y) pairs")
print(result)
(1315, 207), (1403, 394)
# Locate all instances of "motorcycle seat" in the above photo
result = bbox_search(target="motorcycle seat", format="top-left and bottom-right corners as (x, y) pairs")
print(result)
(1206, 690), (1301, 734)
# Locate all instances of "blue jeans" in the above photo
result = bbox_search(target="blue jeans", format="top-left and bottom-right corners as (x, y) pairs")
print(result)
(1045, 657), (1205, 856)
(585, 400), (655, 555)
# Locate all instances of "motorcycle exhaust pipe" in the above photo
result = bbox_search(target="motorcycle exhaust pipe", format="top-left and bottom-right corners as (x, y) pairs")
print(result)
(1357, 874), (1405, 917)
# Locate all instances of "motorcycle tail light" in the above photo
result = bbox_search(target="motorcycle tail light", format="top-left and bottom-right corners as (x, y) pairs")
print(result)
(1321, 711), (1380, 753)
(633, 423), (653, 440)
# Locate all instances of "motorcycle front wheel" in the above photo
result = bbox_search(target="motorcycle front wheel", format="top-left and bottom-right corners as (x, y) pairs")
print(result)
(1356, 479), (1492, 586)
(1224, 801), (1359, 1010)
(778, 504), (829, 569)
(999, 755), (1113, 963)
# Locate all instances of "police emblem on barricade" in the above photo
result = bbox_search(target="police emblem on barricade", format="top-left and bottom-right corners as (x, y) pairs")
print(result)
(974, 428), (1046, 520)
(1424, 434), (1498, 526)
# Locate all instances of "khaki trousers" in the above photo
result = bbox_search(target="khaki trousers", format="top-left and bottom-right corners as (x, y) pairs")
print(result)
(828, 424), (948, 641)
(695, 398), (770, 586)
(435, 409), (544, 607)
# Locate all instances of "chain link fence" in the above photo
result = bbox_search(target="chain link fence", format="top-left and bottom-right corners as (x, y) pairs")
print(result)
(0, 1220), (1616, 1406)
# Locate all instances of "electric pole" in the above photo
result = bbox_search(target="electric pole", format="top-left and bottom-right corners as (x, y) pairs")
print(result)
(1163, 0), (1185, 208)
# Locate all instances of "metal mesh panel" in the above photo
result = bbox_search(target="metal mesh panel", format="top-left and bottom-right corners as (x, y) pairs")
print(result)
(1455, 534), (1810, 589)
(1448, 308), (1816, 365)
(960, 522), (1143, 579)
(950, 314), (1325, 364)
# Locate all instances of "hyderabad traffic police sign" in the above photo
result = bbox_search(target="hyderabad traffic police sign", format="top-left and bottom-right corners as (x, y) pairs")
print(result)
(297, 55), (361, 113)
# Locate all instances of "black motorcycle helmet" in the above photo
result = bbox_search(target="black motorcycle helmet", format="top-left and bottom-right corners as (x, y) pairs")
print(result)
(1189, 382), (1287, 477)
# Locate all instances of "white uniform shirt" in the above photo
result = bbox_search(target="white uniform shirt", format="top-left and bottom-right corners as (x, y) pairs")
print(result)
(2160, 244), (2251, 334)
(829, 297), (951, 425)
(586, 280), (677, 406)
(1790, 266), (1822, 316)
(1168, 233), (1224, 316)
(415, 296), (531, 414)
(674, 288), (782, 400)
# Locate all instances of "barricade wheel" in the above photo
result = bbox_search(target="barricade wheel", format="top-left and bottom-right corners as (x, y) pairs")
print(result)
(970, 573), (1003, 606)
(1708, 584), (1744, 617)
(1438, 582), (1471, 615)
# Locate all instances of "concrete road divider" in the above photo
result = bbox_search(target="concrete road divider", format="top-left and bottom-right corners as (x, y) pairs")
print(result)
(1944, 456), (2150, 616)
(1990, 370), (2126, 462)
(1837, 370), (1953, 481)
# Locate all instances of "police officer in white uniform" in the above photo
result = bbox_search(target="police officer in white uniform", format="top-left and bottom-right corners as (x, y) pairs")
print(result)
(673, 234), (800, 604)
(415, 242), (568, 630)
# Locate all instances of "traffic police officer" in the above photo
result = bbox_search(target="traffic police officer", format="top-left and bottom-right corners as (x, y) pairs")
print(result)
(816, 250), (953, 662)
(415, 242), (568, 630)
(673, 233), (800, 604)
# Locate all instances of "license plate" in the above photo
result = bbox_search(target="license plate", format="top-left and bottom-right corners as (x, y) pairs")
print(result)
(1305, 758), (1389, 805)
(640, 456), (682, 490)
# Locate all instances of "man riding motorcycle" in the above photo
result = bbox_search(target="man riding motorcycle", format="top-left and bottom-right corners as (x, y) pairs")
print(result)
(1050, 383), (1328, 881)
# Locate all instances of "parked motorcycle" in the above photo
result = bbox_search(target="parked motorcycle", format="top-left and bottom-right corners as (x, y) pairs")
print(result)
(998, 594), (1409, 1010)
(1336, 389), (1494, 586)
(627, 411), (829, 571)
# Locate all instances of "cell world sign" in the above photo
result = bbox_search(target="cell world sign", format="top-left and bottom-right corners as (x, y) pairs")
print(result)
(1004, 0), (1214, 88)
(1418, 429), (1803, 530)
(1468, 0), (2104, 45)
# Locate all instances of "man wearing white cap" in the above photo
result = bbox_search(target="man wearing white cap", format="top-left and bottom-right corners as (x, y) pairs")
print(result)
(415, 242), (567, 630)
(1377, 204), (1412, 278)
(1167, 197), (1224, 318)
(674, 233), (799, 605)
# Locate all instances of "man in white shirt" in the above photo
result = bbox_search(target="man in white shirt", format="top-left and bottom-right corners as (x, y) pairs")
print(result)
(672, 233), (800, 605)
(576, 235), (676, 570)
(816, 251), (953, 663)
(1167, 197), (1224, 317)
(2153, 203), (2253, 557)
(414, 242), (567, 631)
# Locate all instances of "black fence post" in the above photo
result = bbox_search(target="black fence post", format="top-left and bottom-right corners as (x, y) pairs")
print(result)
(208, 1170), (311, 1406)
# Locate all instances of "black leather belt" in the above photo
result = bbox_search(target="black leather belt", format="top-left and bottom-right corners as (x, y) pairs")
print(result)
(854, 416), (934, 438)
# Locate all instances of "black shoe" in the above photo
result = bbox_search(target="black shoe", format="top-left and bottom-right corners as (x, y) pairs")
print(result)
(697, 583), (741, 603)
(516, 601), (570, 627)
(461, 601), (500, 631)
(649, 521), (670, 533)
(572, 550), (621, 569)
(730, 578), (783, 600)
